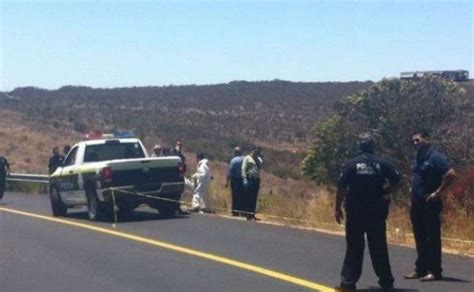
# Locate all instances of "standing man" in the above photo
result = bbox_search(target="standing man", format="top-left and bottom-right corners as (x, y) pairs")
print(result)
(404, 130), (456, 281)
(335, 134), (401, 291)
(190, 153), (212, 213)
(48, 146), (64, 175)
(226, 147), (244, 216)
(170, 139), (188, 214)
(171, 139), (186, 165)
(0, 155), (10, 201)
(241, 146), (263, 221)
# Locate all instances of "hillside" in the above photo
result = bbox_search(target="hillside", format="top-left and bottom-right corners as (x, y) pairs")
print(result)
(0, 109), (80, 173)
(0, 80), (372, 178)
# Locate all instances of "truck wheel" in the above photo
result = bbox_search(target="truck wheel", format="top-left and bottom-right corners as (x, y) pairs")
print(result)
(154, 202), (178, 218)
(86, 190), (100, 221)
(86, 190), (112, 221)
(50, 186), (67, 217)
(118, 204), (137, 215)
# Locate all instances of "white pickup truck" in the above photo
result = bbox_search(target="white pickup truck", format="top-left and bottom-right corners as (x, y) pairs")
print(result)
(49, 135), (185, 221)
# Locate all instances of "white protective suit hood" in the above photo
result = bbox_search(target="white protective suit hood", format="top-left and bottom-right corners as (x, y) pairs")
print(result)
(197, 159), (211, 183)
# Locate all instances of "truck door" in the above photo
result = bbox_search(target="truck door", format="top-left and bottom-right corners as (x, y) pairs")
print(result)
(58, 147), (84, 205)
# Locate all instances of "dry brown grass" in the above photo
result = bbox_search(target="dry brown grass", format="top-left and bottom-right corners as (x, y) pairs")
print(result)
(0, 109), (81, 173)
(186, 159), (474, 256)
(387, 201), (474, 256)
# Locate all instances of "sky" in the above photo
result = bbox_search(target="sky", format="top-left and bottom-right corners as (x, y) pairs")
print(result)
(0, 0), (472, 91)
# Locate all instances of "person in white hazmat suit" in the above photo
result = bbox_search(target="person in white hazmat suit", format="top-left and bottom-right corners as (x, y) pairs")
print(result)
(190, 153), (212, 213)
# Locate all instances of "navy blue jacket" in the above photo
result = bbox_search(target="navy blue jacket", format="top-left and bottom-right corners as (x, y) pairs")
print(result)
(411, 146), (450, 203)
(338, 153), (401, 210)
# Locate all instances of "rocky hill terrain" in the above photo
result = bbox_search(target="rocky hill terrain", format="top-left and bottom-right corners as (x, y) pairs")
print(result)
(0, 80), (372, 177)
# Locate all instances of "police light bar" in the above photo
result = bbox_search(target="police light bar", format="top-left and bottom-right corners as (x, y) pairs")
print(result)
(85, 130), (134, 140)
(85, 131), (103, 140)
(111, 130), (133, 138)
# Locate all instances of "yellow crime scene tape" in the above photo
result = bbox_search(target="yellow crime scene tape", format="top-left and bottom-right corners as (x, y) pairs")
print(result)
(109, 187), (336, 226)
(108, 187), (474, 246)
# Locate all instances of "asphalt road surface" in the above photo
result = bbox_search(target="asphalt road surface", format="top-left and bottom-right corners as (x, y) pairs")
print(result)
(1, 192), (472, 292)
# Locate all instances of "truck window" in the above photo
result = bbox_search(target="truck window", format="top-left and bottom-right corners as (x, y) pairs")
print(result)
(84, 142), (145, 162)
(64, 147), (78, 166)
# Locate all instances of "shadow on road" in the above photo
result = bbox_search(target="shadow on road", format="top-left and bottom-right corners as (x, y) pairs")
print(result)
(66, 209), (190, 223)
(440, 276), (471, 283)
(358, 288), (417, 292)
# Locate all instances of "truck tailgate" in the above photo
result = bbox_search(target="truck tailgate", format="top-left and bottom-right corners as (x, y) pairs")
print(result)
(106, 157), (183, 187)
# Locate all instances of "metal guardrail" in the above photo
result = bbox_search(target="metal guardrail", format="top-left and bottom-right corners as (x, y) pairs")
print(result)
(6, 173), (49, 184)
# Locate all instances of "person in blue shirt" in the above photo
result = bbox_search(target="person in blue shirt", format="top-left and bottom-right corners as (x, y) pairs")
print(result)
(404, 130), (457, 282)
(335, 134), (401, 291)
(225, 147), (244, 216)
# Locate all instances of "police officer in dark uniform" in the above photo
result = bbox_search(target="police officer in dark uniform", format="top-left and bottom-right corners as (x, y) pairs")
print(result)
(335, 134), (401, 291)
(0, 155), (10, 200)
(170, 139), (186, 171)
(170, 139), (189, 215)
(48, 146), (64, 175)
(404, 130), (456, 281)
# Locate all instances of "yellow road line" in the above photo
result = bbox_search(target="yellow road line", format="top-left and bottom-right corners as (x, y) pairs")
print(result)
(0, 207), (334, 291)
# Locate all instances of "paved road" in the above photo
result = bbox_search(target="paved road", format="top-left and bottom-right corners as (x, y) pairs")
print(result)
(0, 192), (472, 291)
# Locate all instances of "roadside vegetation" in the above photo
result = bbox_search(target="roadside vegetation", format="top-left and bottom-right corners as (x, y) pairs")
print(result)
(196, 159), (474, 256)
(1, 79), (472, 255)
(301, 77), (474, 255)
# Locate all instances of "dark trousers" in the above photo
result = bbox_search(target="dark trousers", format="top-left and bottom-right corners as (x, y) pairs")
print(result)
(0, 175), (5, 199)
(341, 210), (394, 287)
(243, 178), (260, 217)
(230, 177), (243, 215)
(410, 201), (443, 276)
